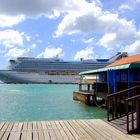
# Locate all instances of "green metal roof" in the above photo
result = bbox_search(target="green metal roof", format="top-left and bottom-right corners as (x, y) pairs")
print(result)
(80, 62), (140, 75)
(80, 67), (108, 75)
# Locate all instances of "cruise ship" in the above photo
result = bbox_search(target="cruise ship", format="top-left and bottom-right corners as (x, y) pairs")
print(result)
(0, 52), (127, 84)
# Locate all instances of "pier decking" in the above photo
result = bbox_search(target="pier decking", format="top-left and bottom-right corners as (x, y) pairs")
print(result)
(0, 119), (139, 140)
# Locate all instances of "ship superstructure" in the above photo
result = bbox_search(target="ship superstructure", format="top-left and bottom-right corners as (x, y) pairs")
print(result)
(0, 52), (127, 84)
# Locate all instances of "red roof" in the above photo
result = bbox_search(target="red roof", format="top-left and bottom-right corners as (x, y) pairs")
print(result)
(107, 54), (140, 68)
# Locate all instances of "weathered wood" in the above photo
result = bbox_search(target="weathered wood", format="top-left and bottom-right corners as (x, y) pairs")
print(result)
(55, 121), (69, 140)
(1, 123), (14, 140)
(64, 121), (80, 140)
(0, 120), (139, 140)
(73, 92), (94, 105)
(0, 122), (10, 139)
(50, 121), (63, 140)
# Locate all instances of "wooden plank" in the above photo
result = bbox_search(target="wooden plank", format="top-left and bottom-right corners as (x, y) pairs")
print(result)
(50, 121), (64, 140)
(22, 122), (28, 131)
(26, 131), (32, 140)
(11, 122), (19, 131)
(13, 123), (23, 140)
(90, 120), (136, 140)
(41, 121), (51, 140)
(0, 122), (9, 131)
(84, 120), (114, 140)
(87, 119), (130, 140)
(8, 132), (16, 140)
(0, 122), (10, 140)
(1, 131), (10, 140)
(13, 131), (21, 140)
(33, 122), (38, 131)
(67, 120), (84, 139)
(37, 122), (45, 140)
(43, 130), (51, 140)
(79, 120), (105, 140)
(37, 122), (43, 130)
(8, 122), (19, 140)
(28, 122), (33, 131)
(0, 122), (5, 130)
(59, 120), (75, 140)
(67, 120), (88, 140)
(41, 121), (47, 130)
(0, 120), (139, 140)
(21, 131), (27, 140)
(55, 120), (69, 140)
(21, 122), (28, 140)
(1, 123), (14, 140)
(64, 121), (81, 140)
(74, 120), (96, 140)
(17, 122), (23, 131)
(32, 131), (38, 140)
(38, 131), (45, 140)
(46, 121), (57, 140)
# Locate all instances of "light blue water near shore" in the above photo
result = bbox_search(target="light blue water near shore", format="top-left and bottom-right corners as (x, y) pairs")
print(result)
(0, 84), (106, 121)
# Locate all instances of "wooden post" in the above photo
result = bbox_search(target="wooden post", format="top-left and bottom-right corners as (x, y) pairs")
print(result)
(126, 99), (129, 132)
(113, 70), (116, 93)
(128, 68), (130, 97)
(96, 74), (97, 96)
(107, 70), (110, 94)
(79, 83), (82, 91)
(86, 95), (90, 105)
(87, 84), (90, 91)
(136, 98), (140, 130)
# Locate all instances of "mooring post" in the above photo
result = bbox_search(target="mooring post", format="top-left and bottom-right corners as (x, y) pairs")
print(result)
(86, 95), (90, 105)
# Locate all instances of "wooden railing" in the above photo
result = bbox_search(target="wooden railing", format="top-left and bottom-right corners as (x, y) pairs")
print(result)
(107, 86), (140, 133)
(107, 86), (140, 121)
(126, 95), (140, 133)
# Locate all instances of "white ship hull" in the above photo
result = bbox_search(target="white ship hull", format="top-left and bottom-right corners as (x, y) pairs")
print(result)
(0, 70), (80, 84)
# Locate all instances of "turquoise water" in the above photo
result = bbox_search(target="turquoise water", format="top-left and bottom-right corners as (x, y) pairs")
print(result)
(0, 84), (106, 121)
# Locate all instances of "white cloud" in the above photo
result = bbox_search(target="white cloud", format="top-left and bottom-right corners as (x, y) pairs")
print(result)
(54, 1), (138, 44)
(52, 0), (140, 52)
(5, 47), (26, 58)
(119, 4), (133, 12)
(55, 1), (102, 37)
(119, 0), (140, 12)
(83, 37), (94, 44)
(37, 47), (63, 58)
(74, 47), (94, 60)
(0, 0), (139, 55)
(99, 33), (118, 50)
(97, 13), (139, 50)
(124, 40), (140, 54)
(0, 15), (24, 27)
(30, 44), (37, 49)
(0, 29), (29, 48)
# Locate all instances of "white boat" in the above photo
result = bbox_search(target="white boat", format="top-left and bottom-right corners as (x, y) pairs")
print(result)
(0, 52), (127, 84)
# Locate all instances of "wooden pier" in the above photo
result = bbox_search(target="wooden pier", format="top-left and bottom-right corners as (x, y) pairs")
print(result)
(0, 119), (139, 140)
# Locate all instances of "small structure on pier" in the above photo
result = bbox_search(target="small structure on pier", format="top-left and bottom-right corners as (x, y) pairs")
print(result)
(73, 53), (140, 134)
(78, 54), (140, 99)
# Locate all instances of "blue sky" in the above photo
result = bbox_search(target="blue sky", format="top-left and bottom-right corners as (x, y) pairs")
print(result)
(0, 0), (140, 69)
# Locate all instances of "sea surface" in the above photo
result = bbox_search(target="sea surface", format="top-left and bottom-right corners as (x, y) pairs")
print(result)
(0, 84), (106, 121)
